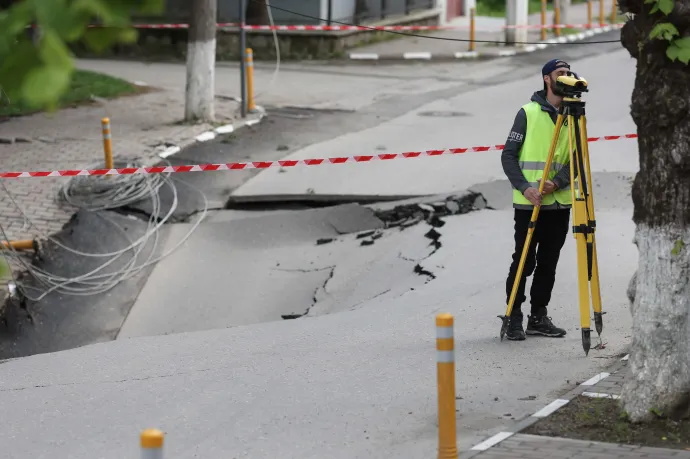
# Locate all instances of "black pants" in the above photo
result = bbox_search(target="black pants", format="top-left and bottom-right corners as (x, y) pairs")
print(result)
(505, 208), (570, 318)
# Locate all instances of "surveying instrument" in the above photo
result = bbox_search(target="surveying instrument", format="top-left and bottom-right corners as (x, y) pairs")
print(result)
(498, 72), (604, 356)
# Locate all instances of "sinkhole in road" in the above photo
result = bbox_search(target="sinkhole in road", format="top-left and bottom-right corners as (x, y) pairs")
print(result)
(222, 192), (489, 321)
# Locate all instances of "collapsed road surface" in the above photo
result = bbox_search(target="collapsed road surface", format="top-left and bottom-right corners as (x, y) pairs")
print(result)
(0, 30), (640, 458)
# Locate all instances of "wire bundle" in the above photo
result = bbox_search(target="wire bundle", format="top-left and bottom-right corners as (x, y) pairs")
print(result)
(57, 158), (169, 211)
(0, 157), (208, 303)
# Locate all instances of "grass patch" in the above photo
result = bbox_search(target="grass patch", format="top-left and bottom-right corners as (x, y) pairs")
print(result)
(0, 69), (146, 118)
(523, 395), (690, 450)
(476, 0), (593, 18)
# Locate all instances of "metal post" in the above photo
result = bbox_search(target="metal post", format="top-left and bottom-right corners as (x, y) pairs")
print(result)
(327, 0), (333, 25)
(239, 0), (247, 118)
(469, 7), (476, 52)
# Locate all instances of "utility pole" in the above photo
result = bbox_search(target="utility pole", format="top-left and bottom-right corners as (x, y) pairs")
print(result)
(505, 0), (528, 46)
(184, 0), (217, 122)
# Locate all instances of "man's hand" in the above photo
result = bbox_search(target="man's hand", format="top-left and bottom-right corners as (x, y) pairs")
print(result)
(541, 180), (557, 195)
(523, 187), (542, 206)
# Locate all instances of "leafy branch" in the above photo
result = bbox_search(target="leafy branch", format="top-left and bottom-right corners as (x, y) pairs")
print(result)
(0, 0), (163, 112)
(645, 0), (690, 64)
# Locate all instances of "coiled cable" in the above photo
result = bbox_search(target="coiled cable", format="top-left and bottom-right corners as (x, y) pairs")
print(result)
(0, 156), (208, 303)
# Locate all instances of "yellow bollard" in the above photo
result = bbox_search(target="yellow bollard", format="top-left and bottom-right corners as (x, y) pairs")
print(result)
(469, 8), (475, 52)
(101, 117), (114, 170)
(609, 0), (617, 24)
(140, 428), (164, 459)
(245, 48), (256, 112)
(0, 240), (34, 251)
(436, 313), (458, 459)
(587, 1), (593, 29)
(599, 0), (605, 26)
(554, 6), (561, 37)
(540, 0), (547, 40)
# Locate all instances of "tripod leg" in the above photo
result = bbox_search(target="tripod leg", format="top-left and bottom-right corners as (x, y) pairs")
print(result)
(579, 116), (604, 340)
(569, 114), (591, 355)
(499, 113), (566, 341)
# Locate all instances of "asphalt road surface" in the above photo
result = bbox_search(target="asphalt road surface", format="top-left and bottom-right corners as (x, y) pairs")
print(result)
(0, 30), (640, 459)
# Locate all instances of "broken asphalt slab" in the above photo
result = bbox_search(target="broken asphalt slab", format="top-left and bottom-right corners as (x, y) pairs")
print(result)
(0, 210), (172, 360)
(117, 191), (484, 338)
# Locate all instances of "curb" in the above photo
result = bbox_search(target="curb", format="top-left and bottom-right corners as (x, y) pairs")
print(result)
(459, 352), (630, 458)
(157, 106), (267, 159)
(348, 25), (619, 61)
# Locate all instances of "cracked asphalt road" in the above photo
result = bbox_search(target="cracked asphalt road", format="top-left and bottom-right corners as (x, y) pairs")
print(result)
(0, 30), (640, 459)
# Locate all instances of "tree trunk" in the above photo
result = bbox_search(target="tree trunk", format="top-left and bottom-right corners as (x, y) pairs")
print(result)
(618, 0), (690, 423)
(184, 0), (216, 122)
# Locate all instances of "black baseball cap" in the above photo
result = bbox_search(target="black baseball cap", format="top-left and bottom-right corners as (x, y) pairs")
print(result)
(542, 59), (570, 76)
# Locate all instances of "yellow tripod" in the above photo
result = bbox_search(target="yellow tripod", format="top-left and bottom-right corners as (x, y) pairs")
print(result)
(498, 73), (604, 356)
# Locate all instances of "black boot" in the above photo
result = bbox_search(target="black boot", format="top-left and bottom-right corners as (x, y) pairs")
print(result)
(506, 314), (526, 341)
(526, 313), (566, 337)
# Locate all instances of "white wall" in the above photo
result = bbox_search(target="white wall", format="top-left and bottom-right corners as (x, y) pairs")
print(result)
(464, 0), (476, 16)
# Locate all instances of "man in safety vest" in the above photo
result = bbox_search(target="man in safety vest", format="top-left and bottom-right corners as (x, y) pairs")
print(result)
(500, 59), (573, 341)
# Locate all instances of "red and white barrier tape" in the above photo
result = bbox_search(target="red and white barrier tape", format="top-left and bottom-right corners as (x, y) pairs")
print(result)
(69, 22), (625, 31)
(234, 22), (624, 31)
(0, 134), (637, 179)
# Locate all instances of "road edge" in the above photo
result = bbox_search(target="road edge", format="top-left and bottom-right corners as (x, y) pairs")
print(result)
(348, 25), (620, 61)
(459, 352), (630, 458)
(157, 105), (268, 160)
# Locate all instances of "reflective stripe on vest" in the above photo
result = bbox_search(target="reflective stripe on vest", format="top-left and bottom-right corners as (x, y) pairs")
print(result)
(512, 102), (573, 207)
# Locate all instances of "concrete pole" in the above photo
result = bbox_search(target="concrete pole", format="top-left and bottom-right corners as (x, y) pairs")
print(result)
(505, 0), (528, 46)
(560, 0), (571, 25)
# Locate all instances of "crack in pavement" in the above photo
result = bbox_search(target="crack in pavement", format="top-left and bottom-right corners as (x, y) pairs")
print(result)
(271, 266), (335, 274)
(281, 266), (336, 320)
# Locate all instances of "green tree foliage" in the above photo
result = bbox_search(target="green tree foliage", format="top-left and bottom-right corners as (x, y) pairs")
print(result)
(0, 0), (163, 111)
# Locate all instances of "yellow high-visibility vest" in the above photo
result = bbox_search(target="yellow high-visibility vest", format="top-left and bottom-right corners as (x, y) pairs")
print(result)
(512, 101), (573, 208)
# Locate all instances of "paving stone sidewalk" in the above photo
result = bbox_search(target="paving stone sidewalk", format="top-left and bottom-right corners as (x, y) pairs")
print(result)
(475, 433), (690, 458)
(0, 87), (241, 241)
(467, 358), (690, 458)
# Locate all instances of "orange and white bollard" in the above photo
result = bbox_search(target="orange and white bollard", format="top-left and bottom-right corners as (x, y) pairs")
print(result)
(554, 6), (561, 38)
(101, 117), (114, 170)
(587, 1), (593, 29)
(140, 428), (164, 459)
(540, 0), (547, 40)
(609, 0), (617, 24)
(436, 313), (458, 459)
(245, 48), (256, 112)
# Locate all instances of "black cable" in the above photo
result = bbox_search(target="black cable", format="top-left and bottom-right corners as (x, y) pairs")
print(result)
(249, 0), (623, 45)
